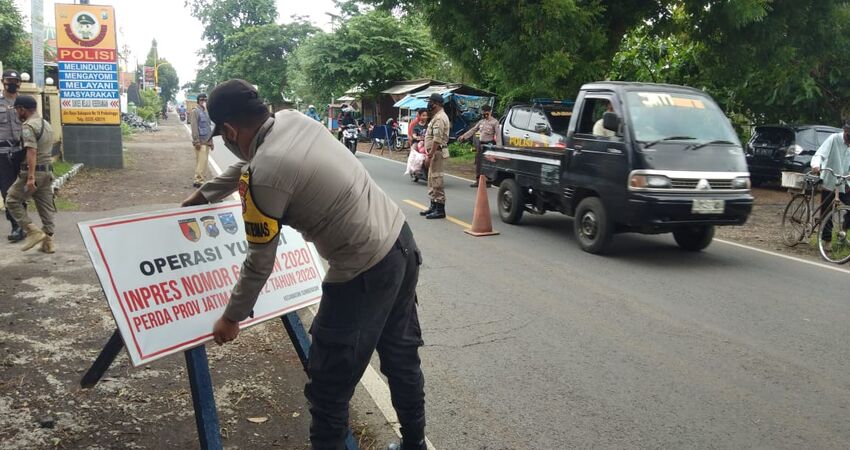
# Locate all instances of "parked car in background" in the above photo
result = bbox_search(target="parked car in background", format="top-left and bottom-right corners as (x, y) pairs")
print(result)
(496, 99), (574, 148)
(746, 124), (841, 185)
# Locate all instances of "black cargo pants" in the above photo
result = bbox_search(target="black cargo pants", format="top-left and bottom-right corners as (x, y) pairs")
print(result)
(306, 223), (425, 450)
(0, 149), (24, 229)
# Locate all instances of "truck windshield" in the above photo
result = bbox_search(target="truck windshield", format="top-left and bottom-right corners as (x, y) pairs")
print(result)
(625, 92), (740, 146)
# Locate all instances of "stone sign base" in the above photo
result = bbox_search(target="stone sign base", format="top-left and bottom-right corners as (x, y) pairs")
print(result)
(62, 125), (123, 169)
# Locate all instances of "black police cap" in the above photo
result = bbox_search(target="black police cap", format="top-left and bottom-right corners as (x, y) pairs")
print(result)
(207, 79), (266, 136)
(428, 92), (445, 106)
(14, 95), (37, 110)
(3, 69), (20, 80)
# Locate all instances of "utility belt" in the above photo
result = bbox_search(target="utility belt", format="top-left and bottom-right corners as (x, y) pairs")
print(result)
(0, 140), (21, 154)
(20, 163), (53, 173)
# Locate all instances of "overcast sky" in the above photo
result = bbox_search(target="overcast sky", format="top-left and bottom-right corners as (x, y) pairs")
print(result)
(16, 0), (338, 84)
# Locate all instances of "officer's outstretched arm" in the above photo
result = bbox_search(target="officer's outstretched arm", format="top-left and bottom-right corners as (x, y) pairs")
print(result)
(222, 240), (278, 323)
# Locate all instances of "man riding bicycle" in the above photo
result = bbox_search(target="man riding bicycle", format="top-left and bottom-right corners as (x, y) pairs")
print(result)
(810, 121), (850, 246)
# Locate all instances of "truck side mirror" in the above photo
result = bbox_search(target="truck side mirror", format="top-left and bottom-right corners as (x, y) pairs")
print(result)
(534, 123), (550, 134)
(602, 112), (620, 133)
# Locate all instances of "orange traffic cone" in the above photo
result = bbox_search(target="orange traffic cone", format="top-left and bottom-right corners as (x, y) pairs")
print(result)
(464, 175), (500, 237)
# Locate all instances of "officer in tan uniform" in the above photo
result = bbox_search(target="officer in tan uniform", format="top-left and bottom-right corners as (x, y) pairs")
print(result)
(420, 93), (450, 219)
(6, 95), (56, 253)
(181, 80), (427, 450)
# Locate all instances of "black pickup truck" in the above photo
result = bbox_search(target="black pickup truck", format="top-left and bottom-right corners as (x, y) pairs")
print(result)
(482, 81), (753, 253)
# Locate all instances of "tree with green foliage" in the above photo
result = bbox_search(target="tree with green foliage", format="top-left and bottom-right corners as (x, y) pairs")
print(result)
(144, 40), (180, 104)
(373, 0), (850, 125)
(220, 20), (319, 103)
(0, 0), (30, 73)
(609, 1), (850, 125)
(137, 89), (163, 121)
(678, 0), (850, 124)
(287, 10), (436, 106)
(368, 0), (663, 103)
(185, 0), (278, 83)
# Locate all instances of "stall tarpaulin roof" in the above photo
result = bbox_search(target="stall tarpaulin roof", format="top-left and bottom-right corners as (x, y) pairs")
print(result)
(381, 80), (433, 95)
(393, 86), (458, 109)
(394, 96), (427, 110)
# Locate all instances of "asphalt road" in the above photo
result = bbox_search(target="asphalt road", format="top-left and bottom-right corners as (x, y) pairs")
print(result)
(211, 142), (850, 449)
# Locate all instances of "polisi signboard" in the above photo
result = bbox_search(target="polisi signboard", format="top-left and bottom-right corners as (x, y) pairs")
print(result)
(55, 4), (120, 125)
(79, 202), (325, 366)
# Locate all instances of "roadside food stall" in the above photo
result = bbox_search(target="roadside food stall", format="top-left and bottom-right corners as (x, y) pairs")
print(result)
(394, 86), (496, 142)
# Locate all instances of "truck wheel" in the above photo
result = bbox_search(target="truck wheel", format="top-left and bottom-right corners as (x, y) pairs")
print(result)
(574, 197), (612, 254)
(673, 225), (715, 251)
(497, 178), (524, 224)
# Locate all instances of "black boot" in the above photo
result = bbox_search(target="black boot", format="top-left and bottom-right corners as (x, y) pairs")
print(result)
(426, 202), (446, 219)
(419, 201), (436, 216)
(387, 438), (427, 450)
(8, 225), (26, 242)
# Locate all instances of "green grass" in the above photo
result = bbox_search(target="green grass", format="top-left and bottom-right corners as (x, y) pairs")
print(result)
(808, 229), (850, 261)
(448, 141), (476, 162)
(53, 160), (74, 177)
(120, 122), (136, 139)
(54, 197), (78, 211)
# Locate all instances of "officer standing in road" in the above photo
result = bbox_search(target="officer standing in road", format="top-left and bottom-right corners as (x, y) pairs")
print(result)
(189, 93), (214, 187)
(458, 104), (499, 187)
(181, 80), (428, 450)
(420, 93), (450, 219)
(6, 95), (56, 253)
(0, 69), (25, 242)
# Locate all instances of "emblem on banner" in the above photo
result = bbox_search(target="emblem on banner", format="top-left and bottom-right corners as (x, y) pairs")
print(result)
(200, 216), (220, 238)
(65, 12), (109, 47)
(178, 218), (201, 242)
(218, 212), (239, 234)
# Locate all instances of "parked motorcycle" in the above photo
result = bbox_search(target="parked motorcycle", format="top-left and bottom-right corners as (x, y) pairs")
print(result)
(342, 124), (359, 154)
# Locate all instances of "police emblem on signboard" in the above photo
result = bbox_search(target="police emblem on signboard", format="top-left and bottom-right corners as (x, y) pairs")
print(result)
(218, 212), (238, 235)
(178, 218), (201, 242)
(66, 12), (108, 46)
(200, 216), (220, 238)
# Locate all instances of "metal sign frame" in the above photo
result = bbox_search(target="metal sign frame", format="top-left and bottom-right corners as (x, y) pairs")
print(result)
(81, 312), (360, 450)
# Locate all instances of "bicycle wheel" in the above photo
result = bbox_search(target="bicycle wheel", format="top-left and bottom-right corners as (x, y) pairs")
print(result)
(817, 204), (850, 264)
(781, 194), (809, 247)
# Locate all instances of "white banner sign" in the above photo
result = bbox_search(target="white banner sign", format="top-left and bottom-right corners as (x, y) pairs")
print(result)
(79, 202), (324, 366)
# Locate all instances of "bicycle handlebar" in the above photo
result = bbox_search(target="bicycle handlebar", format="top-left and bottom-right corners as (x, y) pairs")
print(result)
(808, 168), (850, 185)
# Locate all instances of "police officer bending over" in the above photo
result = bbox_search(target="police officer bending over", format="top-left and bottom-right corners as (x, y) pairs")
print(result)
(6, 95), (56, 253)
(181, 80), (428, 450)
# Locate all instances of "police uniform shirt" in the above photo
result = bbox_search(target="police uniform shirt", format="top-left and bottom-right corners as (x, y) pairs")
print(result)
(21, 115), (53, 164)
(425, 109), (450, 157)
(0, 96), (22, 150)
(201, 110), (406, 322)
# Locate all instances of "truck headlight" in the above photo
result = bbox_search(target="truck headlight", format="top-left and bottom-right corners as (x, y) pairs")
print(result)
(785, 144), (804, 157)
(732, 177), (751, 189)
(630, 174), (671, 189)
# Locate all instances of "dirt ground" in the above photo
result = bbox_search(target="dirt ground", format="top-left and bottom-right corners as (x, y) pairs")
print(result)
(0, 117), (393, 450)
(359, 143), (826, 263)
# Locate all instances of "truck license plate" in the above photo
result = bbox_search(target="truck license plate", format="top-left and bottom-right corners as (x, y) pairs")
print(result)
(692, 199), (725, 214)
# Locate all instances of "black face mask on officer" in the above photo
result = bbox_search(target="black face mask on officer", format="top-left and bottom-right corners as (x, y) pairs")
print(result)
(4, 83), (18, 94)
